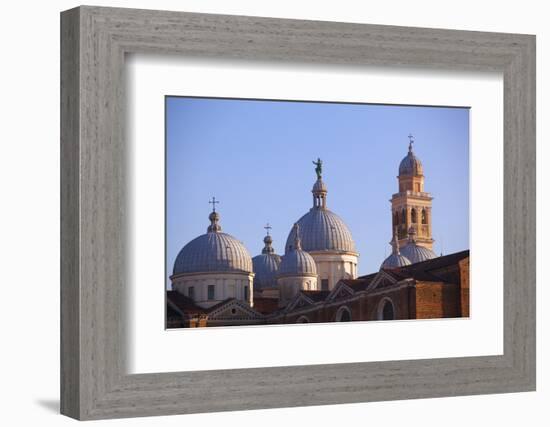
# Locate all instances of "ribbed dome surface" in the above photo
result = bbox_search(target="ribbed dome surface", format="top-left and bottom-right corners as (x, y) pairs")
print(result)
(381, 253), (412, 269)
(312, 178), (328, 193)
(279, 249), (317, 276)
(400, 243), (437, 264)
(173, 232), (253, 275)
(252, 253), (281, 289)
(399, 150), (423, 176)
(285, 209), (356, 254)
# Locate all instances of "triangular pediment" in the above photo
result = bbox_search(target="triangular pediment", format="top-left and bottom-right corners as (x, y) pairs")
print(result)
(208, 299), (263, 320)
(286, 293), (315, 312)
(367, 270), (398, 291)
(327, 282), (355, 302)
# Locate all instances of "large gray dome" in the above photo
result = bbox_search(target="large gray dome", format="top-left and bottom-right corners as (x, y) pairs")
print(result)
(285, 208), (356, 254)
(173, 210), (253, 275)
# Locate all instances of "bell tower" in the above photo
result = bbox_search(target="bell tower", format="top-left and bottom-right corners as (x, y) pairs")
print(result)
(390, 135), (434, 250)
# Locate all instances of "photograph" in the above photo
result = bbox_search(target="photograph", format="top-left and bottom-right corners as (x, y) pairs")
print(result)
(165, 96), (470, 328)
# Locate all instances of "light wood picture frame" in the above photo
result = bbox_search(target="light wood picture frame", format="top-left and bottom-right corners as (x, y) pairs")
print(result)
(60, 5), (536, 420)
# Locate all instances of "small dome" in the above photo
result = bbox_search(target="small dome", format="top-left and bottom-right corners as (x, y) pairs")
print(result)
(381, 253), (412, 269)
(399, 143), (423, 176)
(400, 227), (437, 264)
(173, 209), (252, 275)
(252, 226), (281, 289)
(381, 233), (411, 268)
(279, 250), (317, 276)
(400, 243), (437, 264)
(312, 178), (327, 194)
(279, 224), (318, 276)
(252, 253), (281, 289)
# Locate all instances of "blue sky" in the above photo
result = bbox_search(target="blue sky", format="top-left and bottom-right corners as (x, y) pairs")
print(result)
(166, 97), (469, 283)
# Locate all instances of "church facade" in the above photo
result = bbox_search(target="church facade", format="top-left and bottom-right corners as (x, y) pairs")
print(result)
(167, 137), (469, 328)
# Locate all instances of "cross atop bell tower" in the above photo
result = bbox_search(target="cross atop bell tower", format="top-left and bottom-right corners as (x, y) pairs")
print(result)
(390, 136), (434, 250)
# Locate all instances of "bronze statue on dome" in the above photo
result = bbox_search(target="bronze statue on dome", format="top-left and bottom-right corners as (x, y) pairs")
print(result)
(312, 158), (323, 179)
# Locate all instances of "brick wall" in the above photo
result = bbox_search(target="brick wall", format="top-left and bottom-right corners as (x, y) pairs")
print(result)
(459, 257), (470, 317)
(414, 282), (460, 318)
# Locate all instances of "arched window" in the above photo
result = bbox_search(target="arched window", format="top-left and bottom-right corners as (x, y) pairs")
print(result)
(401, 208), (406, 224)
(377, 298), (395, 320)
(421, 208), (427, 224)
(393, 211), (398, 226)
(382, 301), (394, 320)
(411, 208), (417, 223)
(335, 306), (352, 322)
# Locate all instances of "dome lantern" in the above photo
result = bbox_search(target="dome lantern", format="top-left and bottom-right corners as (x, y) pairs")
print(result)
(408, 225), (417, 243)
(381, 228), (412, 269)
(311, 158), (328, 209)
(293, 223), (303, 251)
(207, 196), (222, 232)
(261, 223), (275, 254)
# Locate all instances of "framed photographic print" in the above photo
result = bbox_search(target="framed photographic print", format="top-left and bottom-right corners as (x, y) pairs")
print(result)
(61, 6), (535, 420)
(164, 97), (470, 329)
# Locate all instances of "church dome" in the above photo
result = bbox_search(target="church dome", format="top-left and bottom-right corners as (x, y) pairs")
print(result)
(285, 174), (356, 254)
(399, 139), (423, 176)
(285, 209), (356, 253)
(381, 233), (412, 269)
(400, 227), (437, 264)
(252, 226), (281, 289)
(173, 209), (253, 275)
(253, 253), (281, 288)
(382, 253), (411, 268)
(401, 244), (437, 264)
(279, 224), (318, 276)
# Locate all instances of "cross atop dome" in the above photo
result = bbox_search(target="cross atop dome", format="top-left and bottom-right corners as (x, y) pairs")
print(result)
(209, 196), (220, 212)
(408, 133), (414, 152)
(207, 197), (222, 233)
(262, 223), (275, 254)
